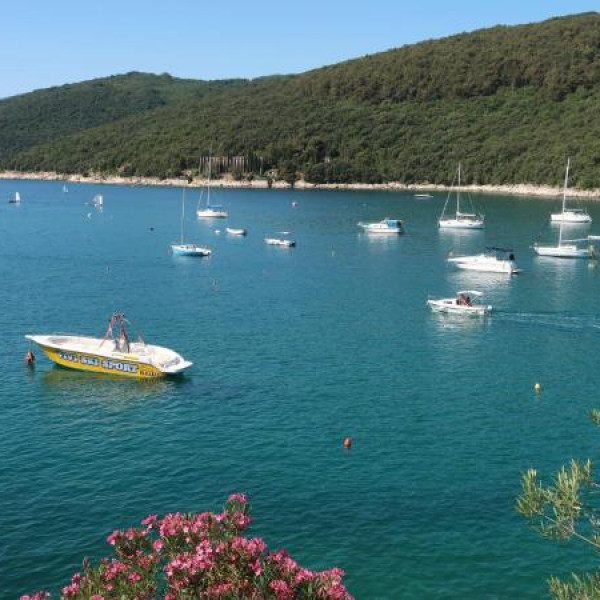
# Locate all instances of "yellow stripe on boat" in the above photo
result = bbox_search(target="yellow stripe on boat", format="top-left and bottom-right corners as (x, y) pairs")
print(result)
(38, 344), (164, 379)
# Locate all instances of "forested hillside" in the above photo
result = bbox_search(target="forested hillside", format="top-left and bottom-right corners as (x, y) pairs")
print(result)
(2, 12), (600, 187)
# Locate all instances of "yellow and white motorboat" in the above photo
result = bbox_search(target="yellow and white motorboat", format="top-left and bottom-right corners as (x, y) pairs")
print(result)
(26, 313), (192, 379)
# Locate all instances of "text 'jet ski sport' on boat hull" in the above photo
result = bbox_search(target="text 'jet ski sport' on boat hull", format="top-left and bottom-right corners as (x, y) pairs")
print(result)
(26, 313), (192, 379)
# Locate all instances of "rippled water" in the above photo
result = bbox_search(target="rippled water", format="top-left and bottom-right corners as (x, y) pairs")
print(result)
(1, 180), (599, 598)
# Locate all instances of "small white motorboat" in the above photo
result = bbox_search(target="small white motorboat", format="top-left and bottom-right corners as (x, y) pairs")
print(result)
(358, 218), (404, 234)
(226, 227), (247, 236)
(427, 290), (491, 316)
(265, 236), (295, 247)
(414, 193), (433, 198)
(448, 247), (521, 274)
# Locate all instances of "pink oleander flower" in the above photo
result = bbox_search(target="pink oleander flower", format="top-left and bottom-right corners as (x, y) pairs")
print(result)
(106, 530), (120, 546)
(269, 579), (293, 599)
(20, 593), (49, 600)
(251, 557), (262, 576)
(294, 568), (316, 585)
(227, 492), (248, 504)
(206, 582), (233, 598)
(141, 514), (158, 527)
(90, 596), (105, 600)
(153, 539), (164, 552)
(127, 571), (142, 583)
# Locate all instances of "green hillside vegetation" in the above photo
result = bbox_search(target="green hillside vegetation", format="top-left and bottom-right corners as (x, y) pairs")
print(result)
(2, 13), (600, 187)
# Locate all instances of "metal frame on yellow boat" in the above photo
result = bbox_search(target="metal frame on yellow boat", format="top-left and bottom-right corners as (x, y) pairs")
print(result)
(26, 313), (192, 379)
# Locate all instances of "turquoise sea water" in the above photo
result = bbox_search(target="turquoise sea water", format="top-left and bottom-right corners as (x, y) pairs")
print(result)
(1, 180), (600, 599)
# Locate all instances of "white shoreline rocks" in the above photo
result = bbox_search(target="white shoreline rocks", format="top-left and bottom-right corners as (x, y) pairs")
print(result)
(1, 170), (599, 199)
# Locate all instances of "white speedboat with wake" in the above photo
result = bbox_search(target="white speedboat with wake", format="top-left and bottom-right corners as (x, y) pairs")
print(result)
(427, 290), (491, 316)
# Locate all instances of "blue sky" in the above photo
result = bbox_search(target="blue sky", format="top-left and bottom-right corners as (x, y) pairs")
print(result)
(0, 0), (597, 99)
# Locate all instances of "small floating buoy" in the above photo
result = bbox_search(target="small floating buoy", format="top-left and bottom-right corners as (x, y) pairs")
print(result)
(25, 350), (35, 366)
(149, 227), (154, 231)
(292, 201), (299, 208)
(534, 383), (541, 393)
(343, 437), (353, 449)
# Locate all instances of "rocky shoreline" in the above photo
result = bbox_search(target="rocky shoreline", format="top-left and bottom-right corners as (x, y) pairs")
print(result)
(2, 170), (600, 199)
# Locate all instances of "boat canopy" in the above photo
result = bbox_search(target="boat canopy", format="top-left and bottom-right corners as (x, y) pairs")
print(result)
(485, 246), (514, 253)
(457, 290), (484, 297)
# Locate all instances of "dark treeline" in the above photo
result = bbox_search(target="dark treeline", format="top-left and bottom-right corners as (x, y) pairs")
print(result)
(2, 13), (600, 188)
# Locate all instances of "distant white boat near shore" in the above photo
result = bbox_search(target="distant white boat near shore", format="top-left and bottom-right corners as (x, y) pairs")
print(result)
(8, 192), (21, 204)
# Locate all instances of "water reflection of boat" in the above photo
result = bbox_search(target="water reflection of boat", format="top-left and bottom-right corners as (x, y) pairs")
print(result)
(26, 313), (193, 379)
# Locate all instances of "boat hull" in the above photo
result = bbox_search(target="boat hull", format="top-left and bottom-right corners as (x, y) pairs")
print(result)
(550, 213), (592, 224)
(533, 244), (593, 259)
(439, 219), (484, 230)
(265, 238), (295, 247)
(197, 210), (228, 219)
(448, 255), (520, 274)
(171, 244), (211, 257)
(427, 299), (491, 316)
(26, 335), (192, 379)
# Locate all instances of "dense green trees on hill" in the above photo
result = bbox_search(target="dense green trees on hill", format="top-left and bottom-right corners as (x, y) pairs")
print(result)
(2, 13), (600, 187)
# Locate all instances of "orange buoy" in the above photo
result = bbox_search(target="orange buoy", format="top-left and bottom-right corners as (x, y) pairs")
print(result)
(343, 437), (353, 449)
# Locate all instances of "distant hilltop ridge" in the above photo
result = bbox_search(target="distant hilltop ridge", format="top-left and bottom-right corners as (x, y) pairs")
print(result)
(1, 12), (600, 189)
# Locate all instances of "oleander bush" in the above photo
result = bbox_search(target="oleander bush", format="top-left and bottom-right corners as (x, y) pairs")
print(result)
(21, 494), (352, 600)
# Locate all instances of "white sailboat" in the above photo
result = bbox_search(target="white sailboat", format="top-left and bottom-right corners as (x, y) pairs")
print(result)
(550, 160), (591, 223)
(172, 187), (211, 257)
(534, 159), (595, 259)
(92, 194), (103, 208)
(196, 156), (228, 219)
(8, 191), (21, 204)
(438, 164), (484, 229)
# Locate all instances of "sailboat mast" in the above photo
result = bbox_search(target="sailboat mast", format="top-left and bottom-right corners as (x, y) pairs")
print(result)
(457, 163), (461, 216)
(180, 187), (186, 244)
(207, 153), (212, 206)
(559, 158), (570, 247)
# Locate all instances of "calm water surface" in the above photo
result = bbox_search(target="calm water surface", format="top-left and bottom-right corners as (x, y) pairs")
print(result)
(1, 180), (599, 598)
